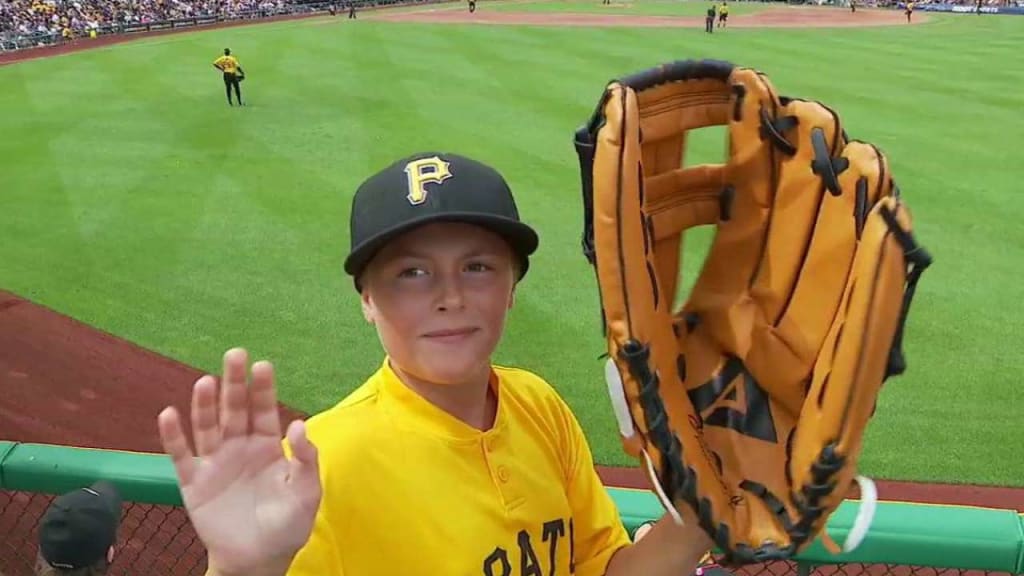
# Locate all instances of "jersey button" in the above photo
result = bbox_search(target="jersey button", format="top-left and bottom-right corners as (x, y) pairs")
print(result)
(497, 466), (510, 483)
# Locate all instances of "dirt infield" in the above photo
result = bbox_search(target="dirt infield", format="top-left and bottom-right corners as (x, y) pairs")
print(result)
(1, 288), (1022, 512)
(376, 5), (923, 28)
(0, 290), (306, 452)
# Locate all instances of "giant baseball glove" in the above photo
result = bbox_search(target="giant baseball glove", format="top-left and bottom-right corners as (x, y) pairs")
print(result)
(573, 59), (932, 564)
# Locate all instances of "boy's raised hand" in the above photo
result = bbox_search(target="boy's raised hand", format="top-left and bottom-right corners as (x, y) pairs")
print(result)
(158, 348), (321, 576)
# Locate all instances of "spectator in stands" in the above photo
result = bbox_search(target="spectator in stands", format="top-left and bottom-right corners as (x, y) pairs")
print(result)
(34, 481), (124, 576)
(1, 0), (288, 46)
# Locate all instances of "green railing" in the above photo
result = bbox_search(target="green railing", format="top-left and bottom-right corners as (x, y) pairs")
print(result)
(1, 441), (1021, 576)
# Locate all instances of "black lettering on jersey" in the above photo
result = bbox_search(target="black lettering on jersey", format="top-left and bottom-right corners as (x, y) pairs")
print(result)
(542, 519), (565, 576)
(480, 517), (574, 575)
(483, 547), (511, 576)
(569, 518), (576, 574)
(518, 529), (543, 576)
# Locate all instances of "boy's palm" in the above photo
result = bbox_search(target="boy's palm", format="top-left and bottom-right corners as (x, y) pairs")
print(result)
(158, 348), (321, 576)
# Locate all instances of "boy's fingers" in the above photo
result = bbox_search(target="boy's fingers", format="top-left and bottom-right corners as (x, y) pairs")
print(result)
(250, 361), (282, 438)
(191, 375), (221, 456)
(286, 420), (322, 519)
(159, 407), (197, 487)
(220, 348), (250, 440)
(286, 420), (319, 484)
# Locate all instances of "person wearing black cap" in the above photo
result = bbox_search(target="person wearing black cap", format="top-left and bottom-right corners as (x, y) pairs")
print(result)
(36, 481), (123, 576)
(158, 152), (712, 576)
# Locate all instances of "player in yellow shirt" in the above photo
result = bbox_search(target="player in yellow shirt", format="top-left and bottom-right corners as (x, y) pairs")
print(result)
(212, 48), (245, 107)
(717, 2), (729, 28)
(157, 152), (714, 576)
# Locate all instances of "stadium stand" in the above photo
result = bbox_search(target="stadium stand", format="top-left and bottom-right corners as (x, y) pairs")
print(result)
(0, 0), (437, 52)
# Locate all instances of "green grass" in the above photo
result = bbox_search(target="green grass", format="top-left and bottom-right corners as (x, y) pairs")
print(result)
(488, 0), (769, 16)
(1, 9), (1022, 486)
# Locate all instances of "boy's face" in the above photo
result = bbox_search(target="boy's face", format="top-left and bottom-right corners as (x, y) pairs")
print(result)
(359, 222), (517, 387)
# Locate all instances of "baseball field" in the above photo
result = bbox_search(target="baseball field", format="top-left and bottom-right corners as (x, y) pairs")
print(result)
(1, 0), (1021, 496)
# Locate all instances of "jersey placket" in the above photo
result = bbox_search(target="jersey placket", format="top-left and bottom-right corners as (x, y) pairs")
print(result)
(482, 432), (525, 511)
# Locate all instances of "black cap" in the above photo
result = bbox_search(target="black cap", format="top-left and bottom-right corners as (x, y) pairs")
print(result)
(38, 481), (122, 570)
(344, 152), (539, 288)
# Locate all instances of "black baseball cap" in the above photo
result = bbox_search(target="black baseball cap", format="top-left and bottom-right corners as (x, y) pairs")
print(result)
(38, 481), (123, 570)
(344, 152), (539, 289)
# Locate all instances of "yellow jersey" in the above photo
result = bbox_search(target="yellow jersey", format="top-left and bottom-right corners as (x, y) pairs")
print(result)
(282, 359), (631, 576)
(213, 55), (240, 74)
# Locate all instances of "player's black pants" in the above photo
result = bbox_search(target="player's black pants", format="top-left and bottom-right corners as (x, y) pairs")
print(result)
(224, 72), (242, 105)
(705, 16), (714, 32)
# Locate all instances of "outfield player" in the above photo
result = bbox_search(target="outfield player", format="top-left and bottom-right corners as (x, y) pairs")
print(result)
(158, 152), (715, 576)
(213, 48), (245, 107)
(717, 2), (729, 27)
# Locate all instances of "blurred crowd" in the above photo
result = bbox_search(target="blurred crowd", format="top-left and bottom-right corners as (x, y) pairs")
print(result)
(1, 0), (290, 43)
(902, 0), (1023, 5)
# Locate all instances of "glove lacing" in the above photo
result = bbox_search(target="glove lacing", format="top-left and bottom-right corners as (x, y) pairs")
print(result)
(826, 474), (877, 553)
(604, 358), (878, 553)
(605, 358), (685, 526)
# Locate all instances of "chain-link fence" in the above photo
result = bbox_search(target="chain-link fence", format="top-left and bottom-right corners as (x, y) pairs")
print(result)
(1, 488), (1015, 576)
(729, 563), (1009, 576)
(1, 489), (205, 576)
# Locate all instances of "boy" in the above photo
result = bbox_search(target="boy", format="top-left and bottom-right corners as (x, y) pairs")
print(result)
(157, 152), (712, 576)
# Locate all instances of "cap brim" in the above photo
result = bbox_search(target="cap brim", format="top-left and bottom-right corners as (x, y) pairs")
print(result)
(344, 212), (539, 280)
(86, 481), (123, 518)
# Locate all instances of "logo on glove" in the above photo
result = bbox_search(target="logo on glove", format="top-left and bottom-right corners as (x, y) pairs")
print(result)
(688, 357), (778, 444)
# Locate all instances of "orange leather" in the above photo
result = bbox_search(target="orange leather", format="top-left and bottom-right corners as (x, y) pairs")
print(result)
(577, 60), (931, 564)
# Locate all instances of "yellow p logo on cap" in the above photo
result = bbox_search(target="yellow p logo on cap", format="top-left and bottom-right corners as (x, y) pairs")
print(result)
(404, 156), (453, 205)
